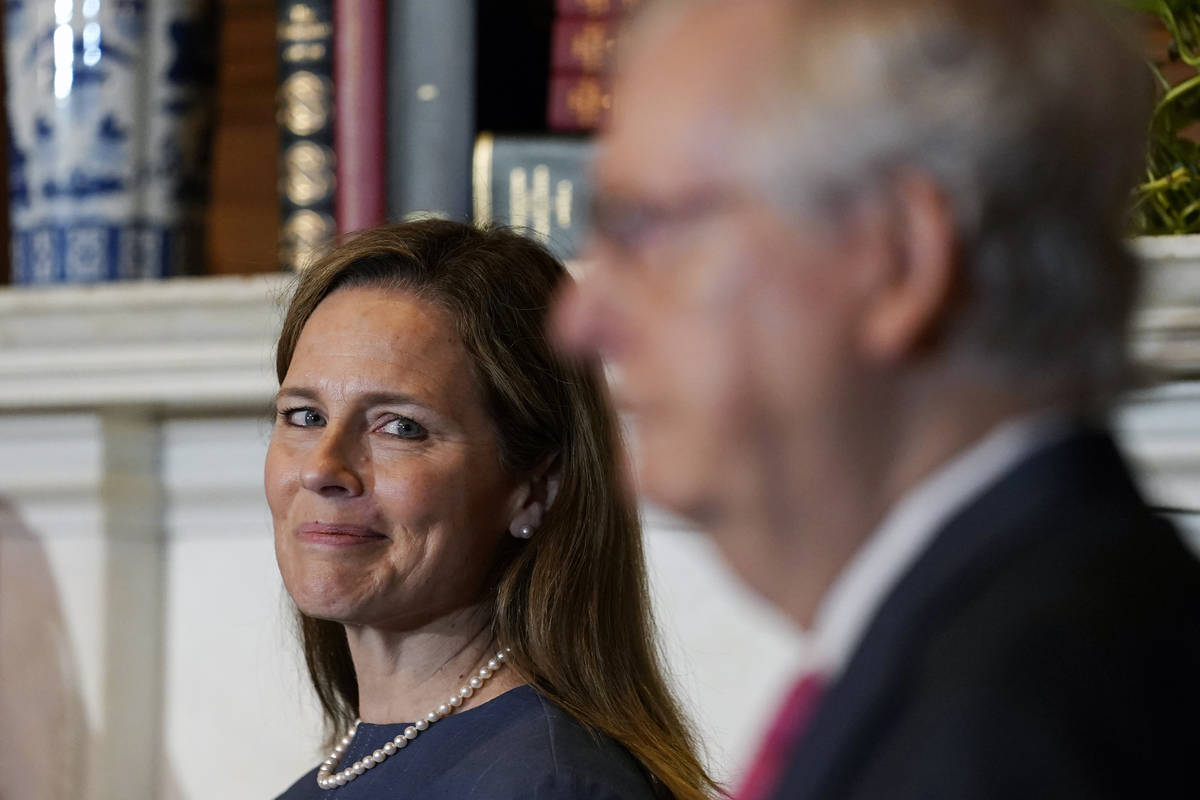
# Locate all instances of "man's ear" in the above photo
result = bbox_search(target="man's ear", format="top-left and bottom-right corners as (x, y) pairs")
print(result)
(859, 169), (959, 362)
(507, 454), (562, 539)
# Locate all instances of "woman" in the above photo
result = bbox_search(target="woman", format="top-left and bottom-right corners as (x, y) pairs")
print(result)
(267, 220), (719, 799)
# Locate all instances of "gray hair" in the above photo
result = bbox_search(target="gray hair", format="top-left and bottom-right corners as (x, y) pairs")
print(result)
(746, 0), (1152, 403)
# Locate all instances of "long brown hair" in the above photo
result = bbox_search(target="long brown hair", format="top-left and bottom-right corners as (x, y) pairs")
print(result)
(274, 220), (721, 800)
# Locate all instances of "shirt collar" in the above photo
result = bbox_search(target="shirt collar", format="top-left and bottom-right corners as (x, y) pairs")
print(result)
(808, 412), (1072, 677)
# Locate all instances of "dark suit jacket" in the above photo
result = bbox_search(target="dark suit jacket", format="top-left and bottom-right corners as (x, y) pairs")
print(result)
(771, 429), (1200, 799)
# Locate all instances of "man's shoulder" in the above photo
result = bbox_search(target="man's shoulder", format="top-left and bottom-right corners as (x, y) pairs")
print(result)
(922, 503), (1200, 699)
(902, 427), (1200, 647)
(867, 489), (1198, 797)
(781, 432), (1200, 799)
(848, 524), (1200, 797)
(904, 434), (1200, 749)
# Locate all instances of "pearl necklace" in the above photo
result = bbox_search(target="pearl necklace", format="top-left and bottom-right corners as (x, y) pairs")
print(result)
(316, 648), (510, 790)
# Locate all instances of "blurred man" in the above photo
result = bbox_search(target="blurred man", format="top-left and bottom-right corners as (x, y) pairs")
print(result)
(555, 0), (1200, 797)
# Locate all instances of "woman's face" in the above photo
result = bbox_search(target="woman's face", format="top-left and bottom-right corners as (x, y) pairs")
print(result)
(266, 286), (523, 630)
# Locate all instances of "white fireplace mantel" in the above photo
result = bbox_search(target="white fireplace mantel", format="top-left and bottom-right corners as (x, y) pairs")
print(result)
(0, 241), (1197, 412)
(0, 274), (288, 411)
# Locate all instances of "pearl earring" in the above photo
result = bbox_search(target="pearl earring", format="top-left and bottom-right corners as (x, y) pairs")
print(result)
(513, 525), (533, 539)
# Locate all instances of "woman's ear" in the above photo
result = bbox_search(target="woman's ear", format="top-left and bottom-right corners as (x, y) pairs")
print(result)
(508, 454), (562, 539)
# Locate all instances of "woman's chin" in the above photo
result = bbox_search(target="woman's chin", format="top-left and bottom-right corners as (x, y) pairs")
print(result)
(291, 594), (359, 624)
(282, 571), (370, 624)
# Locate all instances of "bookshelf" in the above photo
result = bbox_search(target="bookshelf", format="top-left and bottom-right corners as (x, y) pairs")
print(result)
(3, 3), (1188, 281)
(0, 1), (619, 281)
(202, 0), (618, 276)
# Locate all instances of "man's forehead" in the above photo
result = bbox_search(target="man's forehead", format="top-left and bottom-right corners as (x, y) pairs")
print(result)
(597, 0), (789, 197)
(624, 0), (787, 92)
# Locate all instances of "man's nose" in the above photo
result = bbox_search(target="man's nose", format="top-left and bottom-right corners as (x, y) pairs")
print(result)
(551, 261), (628, 362)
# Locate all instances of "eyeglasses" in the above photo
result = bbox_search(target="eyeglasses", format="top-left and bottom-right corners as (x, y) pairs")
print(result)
(587, 188), (750, 259)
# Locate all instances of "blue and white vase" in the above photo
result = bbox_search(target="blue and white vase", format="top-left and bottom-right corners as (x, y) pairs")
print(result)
(5, 0), (216, 283)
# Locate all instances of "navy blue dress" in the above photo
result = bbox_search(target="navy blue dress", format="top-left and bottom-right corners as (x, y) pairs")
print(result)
(276, 686), (658, 799)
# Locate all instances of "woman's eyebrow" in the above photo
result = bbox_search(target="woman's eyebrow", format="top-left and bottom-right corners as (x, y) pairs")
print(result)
(275, 386), (320, 403)
(357, 391), (425, 407)
(275, 387), (427, 408)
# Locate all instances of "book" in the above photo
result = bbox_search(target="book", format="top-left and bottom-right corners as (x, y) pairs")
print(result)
(277, 0), (337, 270)
(547, 73), (613, 132)
(472, 133), (594, 261)
(386, 0), (476, 222)
(334, 0), (386, 234)
(551, 17), (620, 74)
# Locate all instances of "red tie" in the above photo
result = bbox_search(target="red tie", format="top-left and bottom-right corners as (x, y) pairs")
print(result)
(735, 673), (827, 800)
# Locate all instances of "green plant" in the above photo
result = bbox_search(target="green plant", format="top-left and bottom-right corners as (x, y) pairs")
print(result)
(1119, 0), (1200, 234)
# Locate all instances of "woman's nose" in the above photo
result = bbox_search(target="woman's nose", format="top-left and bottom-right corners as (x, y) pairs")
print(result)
(299, 429), (365, 497)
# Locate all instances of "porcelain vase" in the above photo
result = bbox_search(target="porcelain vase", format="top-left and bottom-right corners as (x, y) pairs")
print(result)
(4, 0), (216, 283)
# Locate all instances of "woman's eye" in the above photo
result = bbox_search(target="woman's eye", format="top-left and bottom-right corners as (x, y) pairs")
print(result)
(381, 417), (427, 439)
(281, 408), (325, 427)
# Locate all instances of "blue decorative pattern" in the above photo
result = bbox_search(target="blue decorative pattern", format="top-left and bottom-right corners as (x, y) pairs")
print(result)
(12, 220), (199, 283)
(4, 0), (214, 284)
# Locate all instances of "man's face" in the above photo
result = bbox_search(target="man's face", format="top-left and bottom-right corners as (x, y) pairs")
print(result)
(555, 2), (869, 576)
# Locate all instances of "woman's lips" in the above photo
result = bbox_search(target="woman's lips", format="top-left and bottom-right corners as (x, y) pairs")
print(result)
(296, 522), (389, 546)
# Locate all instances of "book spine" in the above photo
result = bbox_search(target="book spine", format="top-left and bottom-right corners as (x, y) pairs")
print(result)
(334, 0), (386, 234)
(277, 0), (337, 271)
(386, 0), (475, 222)
(551, 17), (620, 74)
(547, 73), (613, 132)
(555, 0), (642, 18)
(473, 134), (594, 261)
